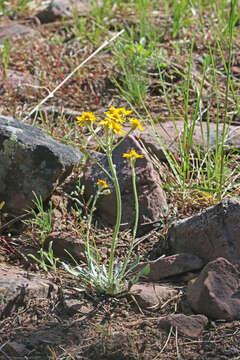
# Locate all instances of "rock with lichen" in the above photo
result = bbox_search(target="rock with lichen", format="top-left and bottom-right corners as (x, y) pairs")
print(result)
(0, 115), (82, 216)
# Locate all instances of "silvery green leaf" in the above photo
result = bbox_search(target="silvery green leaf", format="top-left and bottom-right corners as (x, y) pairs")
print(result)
(114, 262), (123, 277)
(101, 264), (108, 277)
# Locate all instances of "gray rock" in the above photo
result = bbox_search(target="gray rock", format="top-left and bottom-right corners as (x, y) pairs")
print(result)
(131, 283), (178, 310)
(81, 135), (167, 228)
(187, 257), (240, 321)
(0, 266), (58, 319)
(36, 0), (93, 23)
(158, 314), (208, 338)
(168, 198), (240, 265)
(0, 115), (83, 215)
(62, 289), (93, 315)
(0, 69), (40, 98)
(0, 24), (37, 43)
(134, 253), (204, 281)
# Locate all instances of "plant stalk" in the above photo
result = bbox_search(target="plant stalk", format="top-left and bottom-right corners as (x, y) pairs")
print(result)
(107, 150), (122, 282)
(120, 160), (139, 280)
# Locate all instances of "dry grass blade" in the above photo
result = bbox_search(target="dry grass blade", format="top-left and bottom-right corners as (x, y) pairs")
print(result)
(25, 29), (124, 121)
(155, 325), (173, 357)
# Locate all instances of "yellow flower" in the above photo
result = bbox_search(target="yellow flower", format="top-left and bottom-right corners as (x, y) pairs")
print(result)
(99, 117), (113, 128)
(122, 149), (144, 160)
(111, 121), (125, 135)
(96, 179), (108, 188)
(99, 118), (125, 135)
(76, 112), (96, 126)
(107, 106), (119, 114)
(104, 106), (132, 124)
(128, 118), (144, 131)
(108, 106), (132, 117)
(96, 179), (111, 195)
(117, 107), (132, 116)
(105, 111), (124, 123)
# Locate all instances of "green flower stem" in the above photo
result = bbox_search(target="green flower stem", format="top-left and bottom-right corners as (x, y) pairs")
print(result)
(85, 190), (100, 262)
(88, 124), (106, 152)
(82, 147), (113, 181)
(130, 160), (139, 241)
(107, 150), (122, 282)
(120, 159), (139, 280)
(112, 128), (133, 151)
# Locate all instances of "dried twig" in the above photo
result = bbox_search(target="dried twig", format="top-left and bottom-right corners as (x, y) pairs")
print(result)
(130, 294), (144, 315)
(175, 327), (182, 360)
(133, 231), (153, 249)
(0, 214), (27, 233)
(160, 292), (182, 310)
(25, 29), (124, 121)
(155, 325), (173, 358)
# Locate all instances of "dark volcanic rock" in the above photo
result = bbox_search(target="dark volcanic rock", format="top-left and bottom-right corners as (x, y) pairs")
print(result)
(81, 135), (167, 228)
(187, 257), (240, 321)
(0, 115), (82, 215)
(44, 232), (86, 261)
(135, 253), (204, 281)
(158, 314), (208, 338)
(168, 198), (240, 265)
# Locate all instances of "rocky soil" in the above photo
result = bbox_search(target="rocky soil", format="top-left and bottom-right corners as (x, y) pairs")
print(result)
(1, 1), (240, 359)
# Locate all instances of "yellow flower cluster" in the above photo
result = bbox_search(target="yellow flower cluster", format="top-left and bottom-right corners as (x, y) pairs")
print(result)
(76, 106), (144, 135)
(99, 117), (125, 135)
(123, 149), (144, 160)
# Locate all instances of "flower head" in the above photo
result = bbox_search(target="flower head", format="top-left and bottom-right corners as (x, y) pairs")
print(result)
(122, 149), (144, 160)
(104, 106), (132, 124)
(105, 111), (124, 124)
(117, 107), (132, 116)
(96, 179), (111, 195)
(96, 179), (108, 188)
(108, 106), (132, 117)
(111, 121), (125, 135)
(129, 118), (144, 131)
(99, 117), (125, 135)
(76, 112), (96, 127)
(0, 201), (5, 210)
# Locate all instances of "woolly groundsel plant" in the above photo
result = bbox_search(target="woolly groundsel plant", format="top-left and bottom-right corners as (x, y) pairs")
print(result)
(62, 106), (150, 296)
